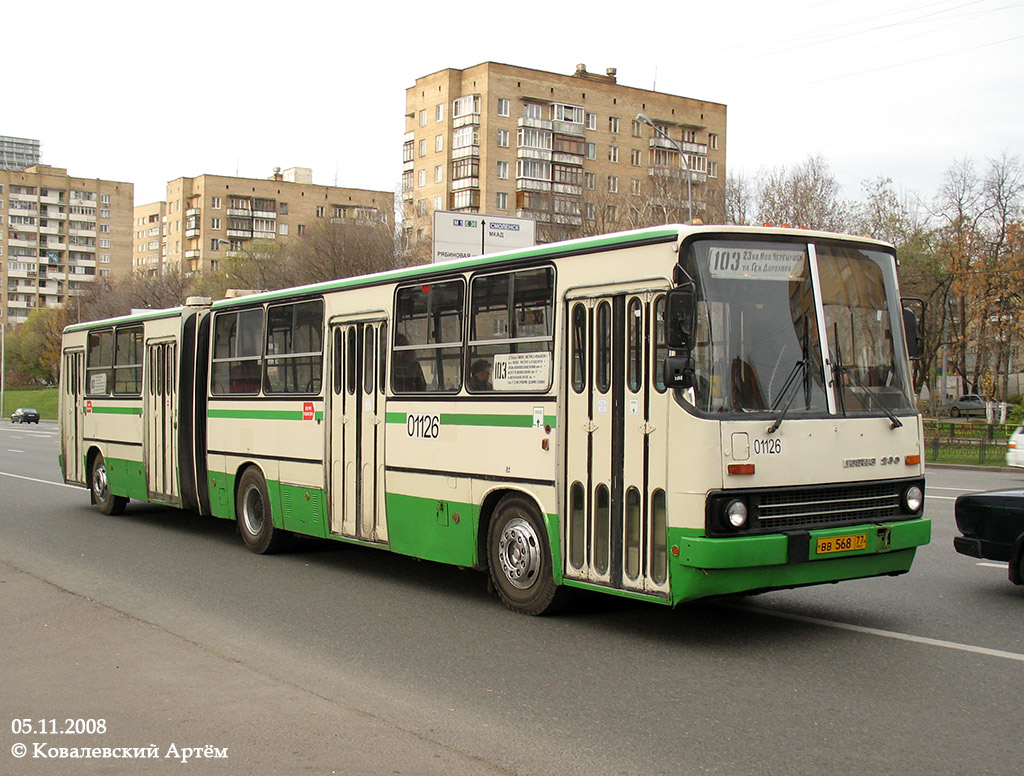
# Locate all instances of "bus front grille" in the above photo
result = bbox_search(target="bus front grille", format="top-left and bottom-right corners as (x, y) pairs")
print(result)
(755, 482), (904, 530)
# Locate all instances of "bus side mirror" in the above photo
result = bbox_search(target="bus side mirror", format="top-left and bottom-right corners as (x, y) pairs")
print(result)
(901, 298), (924, 360)
(665, 284), (697, 350)
(663, 355), (695, 390)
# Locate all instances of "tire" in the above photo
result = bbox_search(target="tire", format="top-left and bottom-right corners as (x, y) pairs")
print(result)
(487, 495), (566, 615)
(950, 407), (961, 418)
(236, 467), (291, 554)
(91, 452), (128, 516)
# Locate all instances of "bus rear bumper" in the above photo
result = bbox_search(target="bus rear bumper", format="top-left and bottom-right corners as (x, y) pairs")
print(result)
(667, 517), (931, 605)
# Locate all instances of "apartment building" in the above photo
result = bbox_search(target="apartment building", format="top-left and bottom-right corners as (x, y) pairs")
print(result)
(136, 167), (394, 276)
(403, 62), (726, 251)
(1, 136), (41, 172)
(1, 164), (132, 326)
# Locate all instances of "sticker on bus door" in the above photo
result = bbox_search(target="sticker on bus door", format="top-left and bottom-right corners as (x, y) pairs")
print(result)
(303, 402), (314, 421)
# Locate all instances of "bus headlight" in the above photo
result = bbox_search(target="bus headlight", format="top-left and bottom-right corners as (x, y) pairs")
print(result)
(902, 485), (924, 513)
(726, 499), (748, 528)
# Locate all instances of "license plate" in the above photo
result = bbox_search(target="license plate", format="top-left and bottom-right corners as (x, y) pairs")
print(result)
(816, 533), (867, 554)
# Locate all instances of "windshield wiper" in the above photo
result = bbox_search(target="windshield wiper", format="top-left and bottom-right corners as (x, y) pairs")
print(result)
(832, 361), (903, 429)
(830, 322), (902, 430)
(767, 359), (808, 435)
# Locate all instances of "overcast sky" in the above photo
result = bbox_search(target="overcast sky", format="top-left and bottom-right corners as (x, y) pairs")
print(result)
(8, 0), (1022, 209)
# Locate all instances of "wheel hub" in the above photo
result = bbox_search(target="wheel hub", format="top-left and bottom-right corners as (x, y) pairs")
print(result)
(497, 517), (540, 589)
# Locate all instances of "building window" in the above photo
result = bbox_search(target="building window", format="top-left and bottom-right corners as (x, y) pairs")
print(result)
(419, 138), (426, 157)
(298, 225), (306, 236)
(608, 176), (619, 193)
(100, 194), (111, 205)
(631, 178), (643, 195)
(316, 206), (325, 217)
(434, 165), (443, 183)
(586, 113), (597, 130)
(435, 134), (444, 152)
(212, 196), (222, 209)
(606, 204), (618, 221)
(417, 199), (426, 217)
(631, 149), (643, 166)
(100, 254), (110, 263)
(632, 120), (643, 137)
(585, 143), (596, 160)
(609, 146), (619, 163)
(100, 224), (111, 233)
(434, 196), (442, 211)
(709, 160), (719, 178)
(498, 98), (510, 117)
(279, 202), (288, 214)
(584, 172), (595, 190)
(709, 133), (719, 150)
(418, 169), (426, 187)
(496, 192), (508, 210)
(523, 103), (542, 120)
(436, 103), (445, 122)
(279, 223), (289, 236)
(211, 238), (221, 250)
(497, 161), (509, 180)
(453, 95), (481, 117)
(609, 116), (620, 133)
(497, 129), (509, 147)
(419, 109), (427, 126)
(683, 129), (697, 143)
(212, 217), (221, 230)
(100, 209), (110, 219)
(552, 104), (584, 124)
(100, 238), (111, 248)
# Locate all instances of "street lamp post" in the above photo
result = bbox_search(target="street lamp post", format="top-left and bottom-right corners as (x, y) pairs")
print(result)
(636, 113), (693, 224)
(216, 239), (263, 289)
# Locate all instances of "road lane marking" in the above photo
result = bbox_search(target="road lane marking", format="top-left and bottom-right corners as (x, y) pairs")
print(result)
(725, 603), (1024, 663)
(7, 449), (25, 453)
(0, 471), (83, 491)
(977, 562), (1006, 569)
(926, 495), (957, 501)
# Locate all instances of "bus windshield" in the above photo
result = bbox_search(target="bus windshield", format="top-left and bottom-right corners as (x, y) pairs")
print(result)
(681, 237), (915, 419)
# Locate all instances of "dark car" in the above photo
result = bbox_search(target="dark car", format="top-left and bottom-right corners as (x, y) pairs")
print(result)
(10, 408), (40, 424)
(954, 489), (1024, 586)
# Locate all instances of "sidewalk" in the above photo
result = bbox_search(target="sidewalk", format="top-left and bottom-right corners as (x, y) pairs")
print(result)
(0, 561), (507, 775)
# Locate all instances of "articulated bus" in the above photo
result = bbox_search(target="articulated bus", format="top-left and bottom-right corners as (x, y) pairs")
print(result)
(59, 224), (930, 615)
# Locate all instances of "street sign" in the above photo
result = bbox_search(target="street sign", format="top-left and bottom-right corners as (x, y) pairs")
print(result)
(432, 211), (535, 262)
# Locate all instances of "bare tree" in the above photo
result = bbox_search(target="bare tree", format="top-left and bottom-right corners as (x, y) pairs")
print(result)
(725, 170), (754, 225)
(756, 155), (850, 232)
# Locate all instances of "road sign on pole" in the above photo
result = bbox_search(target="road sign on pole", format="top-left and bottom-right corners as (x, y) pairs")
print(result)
(432, 211), (536, 262)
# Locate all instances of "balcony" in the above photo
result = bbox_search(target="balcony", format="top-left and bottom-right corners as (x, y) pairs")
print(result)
(226, 229), (253, 239)
(451, 177), (479, 191)
(553, 214), (583, 226)
(227, 208), (252, 217)
(517, 147), (552, 162)
(553, 183), (583, 196)
(253, 229), (276, 240)
(552, 151), (583, 165)
(7, 237), (38, 249)
(517, 179), (552, 192)
(453, 113), (480, 129)
(551, 120), (585, 137)
(451, 145), (480, 161)
(185, 208), (200, 218)
(39, 224), (61, 235)
(648, 167), (708, 184)
(648, 136), (708, 155)
(518, 117), (553, 131)
(39, 193), (63, 205)
(252, 210), (276, 220)
(185, 229), (201, 239)
(185, 249), (200, 259)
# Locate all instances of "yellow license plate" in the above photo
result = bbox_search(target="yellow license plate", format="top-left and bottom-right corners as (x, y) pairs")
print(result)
(816, 533), (867, 554)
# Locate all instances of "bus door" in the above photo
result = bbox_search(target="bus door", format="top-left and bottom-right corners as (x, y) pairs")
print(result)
(61, 348), (86, 485)
(564, 288), (671, 596)
(329, 317), (387, 543)
(145, 339), (178, 503)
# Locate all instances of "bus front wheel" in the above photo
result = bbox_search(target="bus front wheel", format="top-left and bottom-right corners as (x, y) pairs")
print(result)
(487, 495), (565, 615)
(91, 452), (127, 516)
(236, 467), (291, 554)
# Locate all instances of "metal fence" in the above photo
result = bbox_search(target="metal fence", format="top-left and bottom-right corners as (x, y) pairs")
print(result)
(923, 420), (1016, 466)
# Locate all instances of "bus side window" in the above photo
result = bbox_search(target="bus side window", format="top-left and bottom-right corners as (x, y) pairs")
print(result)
(86, 329), (113, 396)
(571, 303), (587, 393)
(393, 280), (464, 393)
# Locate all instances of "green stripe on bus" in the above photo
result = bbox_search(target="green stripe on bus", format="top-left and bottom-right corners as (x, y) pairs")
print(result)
(90, 406), (143, 415)
(208, 409), (325, 421)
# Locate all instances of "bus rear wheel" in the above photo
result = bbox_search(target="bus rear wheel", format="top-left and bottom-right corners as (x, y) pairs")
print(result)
(91, 452), (127, 516)
(236, 467), (291, 554)
(487, 495), (566, 615)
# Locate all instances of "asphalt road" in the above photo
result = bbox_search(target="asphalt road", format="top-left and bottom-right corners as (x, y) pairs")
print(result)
(1, 421), (1022, 775)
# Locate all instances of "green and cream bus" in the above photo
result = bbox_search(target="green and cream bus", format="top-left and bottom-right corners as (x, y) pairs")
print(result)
(58, 224), (930, 614)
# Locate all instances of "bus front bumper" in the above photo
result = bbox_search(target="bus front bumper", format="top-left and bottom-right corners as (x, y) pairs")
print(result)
(667, 517), (931, 605)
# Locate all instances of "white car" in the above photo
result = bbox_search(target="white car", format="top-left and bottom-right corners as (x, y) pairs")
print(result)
(1007, 425), (1024, 468)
